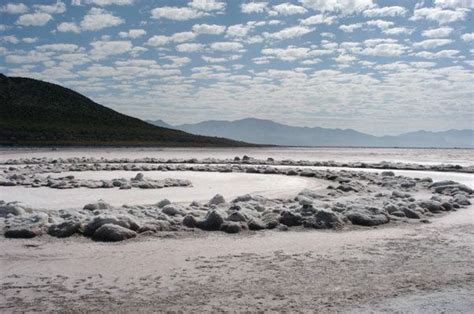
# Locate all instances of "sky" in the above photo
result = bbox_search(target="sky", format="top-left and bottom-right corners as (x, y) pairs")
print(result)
(0, 0), (473, 136)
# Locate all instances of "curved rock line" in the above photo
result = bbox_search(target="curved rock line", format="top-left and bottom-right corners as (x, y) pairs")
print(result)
(1, 155), (472, 173)
(1, 156), (472, 242)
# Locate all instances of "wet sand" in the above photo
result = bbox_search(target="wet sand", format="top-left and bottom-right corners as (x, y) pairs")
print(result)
(1, 206), (472, 312)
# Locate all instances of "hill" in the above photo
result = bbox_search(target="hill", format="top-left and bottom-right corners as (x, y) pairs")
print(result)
(0, 74), (253, 147)
(148, 118), (474, 148)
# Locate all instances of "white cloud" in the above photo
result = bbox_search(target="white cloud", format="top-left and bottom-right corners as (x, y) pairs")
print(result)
(170, 32), (197, 43)
(414, 49), (460, 59)
(227, 24), (254, 38)
(334, 54), (357, 63)
(0, 3), (28, 14)
(90, 40), (133, 59)
(413, 39), (453, 49)
(340, 23), (363, 32)
(366, 19), (394, 30)
(383, 27), (413, 35)
(85, 0), (134, 5)
(210, 42), (244, 51)
(5, 51), (52, 64)
(151, 7), (204, 20)
(411, 7), (467, 24)
(176, 43), (205, 52)
(299, 0), (374, 14)
(80, 8), (124, 31)
(241, 2), (268, 14)
(202, 56), (228, 63)
(16, 13), (52, 26)
(37, 44), (79, 52)
(264, 26), (314, 40)
(146, 35), (170, 46)
(2, 36), (19, 44)
(57, 22), (80, 33)
(188, 0), (225, 12)
(262, 47), (312, 61)
(23, 37), (38, 43)
(461, 33), (474, 41)
(434, 0), (474, 8)
(119, 29), (146, 39)
(147, 32), (197, 46)
(359, 43), (408, 57)
(34, 1), (66, 14)
(422, 27), (454, 38)
(192, 24), (226, 35)
(300, 14), (336, 25)
(271, 3), (307, 15)
(363, 6), (407, 17)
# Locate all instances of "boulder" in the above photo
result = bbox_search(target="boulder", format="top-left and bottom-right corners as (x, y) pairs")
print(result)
(303, 209), (344, 229)
(92, 224), (137, 242)
(248, 218), (266, 230)
(208, 194), (226, 206)
(83, 200), (112, 211)
(133, 173), (145, 181)
(83, 215), (140, 237)
(196, 210), (224, 231)
(0, 203), (26, 217)
(381, 171), (395, 177)
(402, 207), (421, 219)
(220, 221), (242, 234)
(262, 212), (279, 229)
(454, 195), (471, 206)
(162, 204), (183, 216)
(157, 199), (171, 208)
(227, 211), (247, 222)
(182, 215), (197, 228)
(346, 207), (389, 226)
(279, 211), (302, 227)
(5, 227), (42, 239)
(419, 201), (443, 213)
(48, 221), (81, 238)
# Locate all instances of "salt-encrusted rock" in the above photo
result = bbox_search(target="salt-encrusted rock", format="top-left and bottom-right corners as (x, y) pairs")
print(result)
(92, 224), (137, 242)
(419, 200), (443, 213)
(133, 173), (145, 181)
(161, 204), (183, 216)
(381, 171), (395, 177)
(279, 211), (302, 227)
(400, 181), (416, 188)
(5, 227), (42, 239)
(157, 199), (171, 208)
(227, 211), (247, 222)
(83, 200), (112, 211)
(232, 194), (253, 203)
(0, 203), (26, 217)
(303, 209), (344, 229)
(197, 210), (224, 231)
(220, 221), (242, 234)
(453, 194), (471, 206)
(182, 215), (197, 228)
(402, 207), (421, 219)
(429, 180), (458, 188)
(434, 184), (473, 194)
(441, 202), (453, 211)
(83, 215), (140, 237)
(48, 221), (81, 238)
(209, 194), (226, 206)
(337, 184), (358, 192)
(346, 207), (389, 226)
(262, 212), (279, 229)
(248, 218), (266, 230)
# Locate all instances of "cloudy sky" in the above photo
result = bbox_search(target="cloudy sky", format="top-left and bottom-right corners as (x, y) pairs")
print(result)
(1, 0), (473, 135)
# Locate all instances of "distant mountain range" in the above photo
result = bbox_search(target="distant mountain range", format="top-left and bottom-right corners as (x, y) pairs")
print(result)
(0, 74), (252, 147)
(148, 118), (474, 148)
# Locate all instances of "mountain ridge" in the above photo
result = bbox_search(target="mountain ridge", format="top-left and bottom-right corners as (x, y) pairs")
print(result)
(148, 118), (474, 148)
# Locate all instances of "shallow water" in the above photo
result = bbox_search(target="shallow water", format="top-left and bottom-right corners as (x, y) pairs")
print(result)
(1, 147), (473, 166)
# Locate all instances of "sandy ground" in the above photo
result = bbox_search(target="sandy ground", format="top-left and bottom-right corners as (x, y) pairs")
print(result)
(1, 205), (473, 312)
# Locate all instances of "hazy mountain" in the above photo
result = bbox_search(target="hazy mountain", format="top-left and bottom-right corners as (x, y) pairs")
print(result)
(148, 118), (474, 148)
(0, 74), (253, 147)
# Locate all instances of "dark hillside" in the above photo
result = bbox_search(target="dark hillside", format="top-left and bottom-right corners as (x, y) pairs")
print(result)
(0, 74), (253, 147)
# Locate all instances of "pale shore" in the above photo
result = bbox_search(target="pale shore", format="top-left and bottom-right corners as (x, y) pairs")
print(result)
(1, 206), (473, 312)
